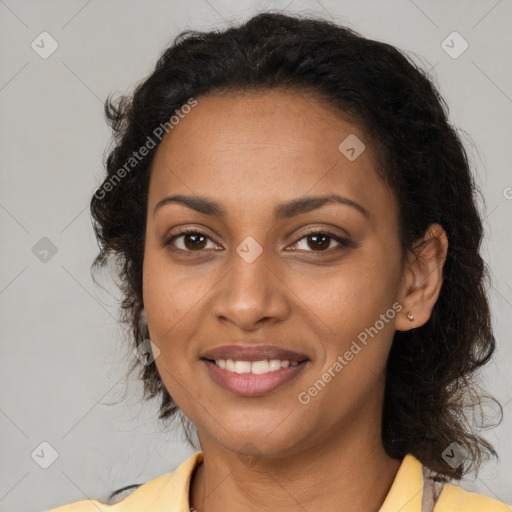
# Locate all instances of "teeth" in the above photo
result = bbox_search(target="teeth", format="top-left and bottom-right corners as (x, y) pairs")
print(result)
(234, 360), (251, 374)
(214, 359), (300, 374)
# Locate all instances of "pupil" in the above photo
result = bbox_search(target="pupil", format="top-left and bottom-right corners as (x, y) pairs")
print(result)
(186, 234), (206, 250)
(309, 235), (329, 250)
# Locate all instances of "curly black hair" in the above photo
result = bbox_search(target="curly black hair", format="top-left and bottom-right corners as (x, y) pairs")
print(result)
(90, 11), (501, 479)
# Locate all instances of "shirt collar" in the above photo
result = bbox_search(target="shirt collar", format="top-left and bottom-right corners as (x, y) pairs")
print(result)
(379, 454), (424, 511)
(126, 451), (424, 512)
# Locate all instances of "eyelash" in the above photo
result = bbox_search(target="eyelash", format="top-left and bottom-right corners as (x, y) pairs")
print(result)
(162, 227), (353, 255)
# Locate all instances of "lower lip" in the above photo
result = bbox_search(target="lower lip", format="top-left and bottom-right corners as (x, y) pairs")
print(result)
(202, 360), (308, 397)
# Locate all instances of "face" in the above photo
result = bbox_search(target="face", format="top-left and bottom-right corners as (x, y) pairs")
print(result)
(142, 89), (406, 459)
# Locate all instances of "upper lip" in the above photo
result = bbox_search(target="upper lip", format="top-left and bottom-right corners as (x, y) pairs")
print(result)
(200, 344), (309, 362)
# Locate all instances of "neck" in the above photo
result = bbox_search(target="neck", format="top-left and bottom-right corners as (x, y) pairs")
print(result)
(189, 423), (401, 512)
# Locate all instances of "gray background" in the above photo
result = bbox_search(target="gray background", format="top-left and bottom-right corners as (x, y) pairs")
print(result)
(1, 1), (511, 510)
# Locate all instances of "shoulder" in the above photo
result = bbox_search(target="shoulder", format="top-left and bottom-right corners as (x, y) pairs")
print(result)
(45, 500), (109, 512)
(45, 451), (202, 512)
(435, 482), (511, 511)
(45, 473), (174, 512)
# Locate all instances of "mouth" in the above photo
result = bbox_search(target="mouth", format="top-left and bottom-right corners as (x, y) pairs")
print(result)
(201, 357), (307, 373)
(199, 344), (310, 397)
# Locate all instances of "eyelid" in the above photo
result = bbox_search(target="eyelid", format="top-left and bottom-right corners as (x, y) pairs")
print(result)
(294, 226), (352, 242)
(162, 225), (354, 253)
(161, 226), (222, 250)
(288, 228), (354, 252)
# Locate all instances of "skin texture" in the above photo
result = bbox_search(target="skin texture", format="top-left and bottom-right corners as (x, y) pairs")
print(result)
(142, 89), (448, 512)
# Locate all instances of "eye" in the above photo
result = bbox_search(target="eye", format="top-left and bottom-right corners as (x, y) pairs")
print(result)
(288, 230), (352, 253)
(162, 228), (353, 255)
(162, 228), (220, 252)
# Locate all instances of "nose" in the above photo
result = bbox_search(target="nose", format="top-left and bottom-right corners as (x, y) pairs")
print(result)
(211, 242), (290, 330)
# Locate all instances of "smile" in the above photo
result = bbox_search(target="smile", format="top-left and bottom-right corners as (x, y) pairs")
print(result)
(201, 358), (309, 397)
(213, 358), (299, 374)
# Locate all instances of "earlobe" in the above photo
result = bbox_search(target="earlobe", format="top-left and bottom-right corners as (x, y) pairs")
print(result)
(395, 223), (448, 332)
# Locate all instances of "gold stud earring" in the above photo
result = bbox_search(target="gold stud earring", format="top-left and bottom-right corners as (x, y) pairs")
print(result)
(406, 311), (415, 322)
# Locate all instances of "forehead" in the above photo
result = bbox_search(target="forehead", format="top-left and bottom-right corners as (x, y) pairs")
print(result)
(148, 89), (395, 222)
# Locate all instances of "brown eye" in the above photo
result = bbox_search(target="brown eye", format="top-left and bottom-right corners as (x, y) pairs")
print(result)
(290, 230), (352, 253)
(163, 229), (218, 252)
(181, 233), (208, 250)
(304, 233), (331, 251)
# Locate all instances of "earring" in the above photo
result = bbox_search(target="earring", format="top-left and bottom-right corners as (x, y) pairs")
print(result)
(406, 311), (415, 322)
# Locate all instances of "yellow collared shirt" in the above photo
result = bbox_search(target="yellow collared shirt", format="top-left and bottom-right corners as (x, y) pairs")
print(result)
(46, 452), (510, 511)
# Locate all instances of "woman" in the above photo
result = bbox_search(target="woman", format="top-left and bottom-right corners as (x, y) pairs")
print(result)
(48, 11), (509, 512)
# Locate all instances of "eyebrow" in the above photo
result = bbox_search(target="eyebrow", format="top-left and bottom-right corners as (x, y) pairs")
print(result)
(153, 193), (370, 220)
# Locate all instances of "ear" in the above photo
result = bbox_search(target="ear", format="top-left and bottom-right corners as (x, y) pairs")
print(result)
(395, 223), (449, 331)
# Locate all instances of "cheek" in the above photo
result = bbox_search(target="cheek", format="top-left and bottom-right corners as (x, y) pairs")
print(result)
(295, 252), (401, 385)
(142, 247), (205, 339)
(142, 250), (213, 391)
(291, 252), (399, 335)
